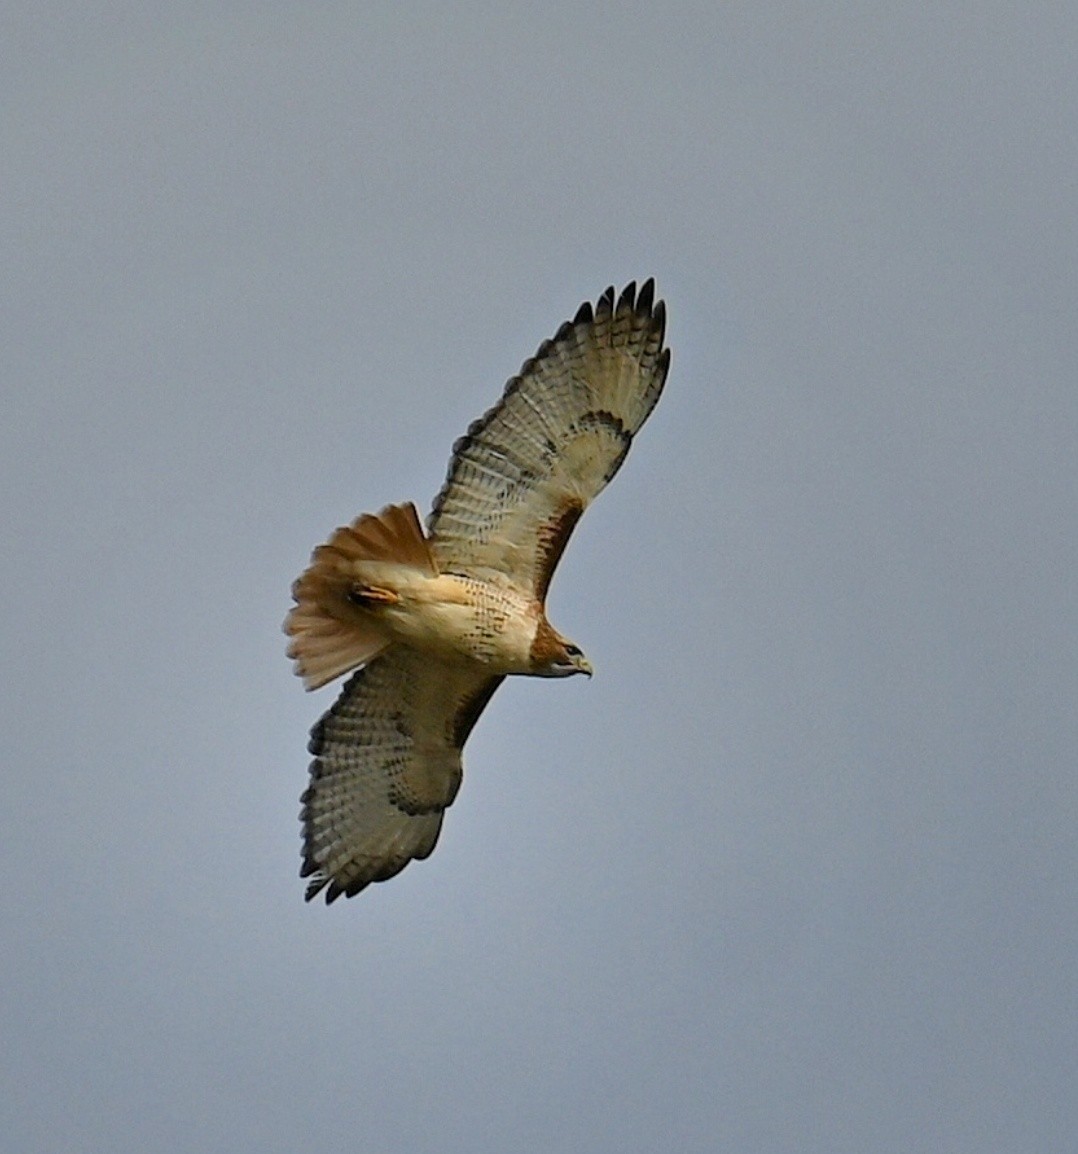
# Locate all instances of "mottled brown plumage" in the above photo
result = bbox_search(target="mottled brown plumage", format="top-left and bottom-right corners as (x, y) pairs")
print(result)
(286, 280), (670, 901)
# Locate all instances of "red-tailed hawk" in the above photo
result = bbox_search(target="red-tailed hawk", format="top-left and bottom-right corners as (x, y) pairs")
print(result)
(286, 280), (670, 902)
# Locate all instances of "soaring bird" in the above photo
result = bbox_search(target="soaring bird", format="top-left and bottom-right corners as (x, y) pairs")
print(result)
(286, 280), (669, 902)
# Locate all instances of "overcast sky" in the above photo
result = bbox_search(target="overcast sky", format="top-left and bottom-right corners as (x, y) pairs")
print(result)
(3, 5), (1076, 1152)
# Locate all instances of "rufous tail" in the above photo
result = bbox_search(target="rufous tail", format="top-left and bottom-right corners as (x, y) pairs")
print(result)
(284, 502), (436, 690)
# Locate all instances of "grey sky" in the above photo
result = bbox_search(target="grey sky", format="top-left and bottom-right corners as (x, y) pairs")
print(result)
(3, 5), (1076, 1152)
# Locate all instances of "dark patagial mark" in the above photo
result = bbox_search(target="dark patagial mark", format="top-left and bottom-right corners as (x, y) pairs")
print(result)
(535, 498), (585, 602)
(451, 676), (505, 748)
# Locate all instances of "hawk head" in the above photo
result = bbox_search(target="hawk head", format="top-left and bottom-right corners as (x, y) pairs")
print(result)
(530, 620), (593, 678)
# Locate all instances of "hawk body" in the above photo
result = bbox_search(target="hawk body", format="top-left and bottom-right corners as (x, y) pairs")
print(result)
(287, 280), (669, 901)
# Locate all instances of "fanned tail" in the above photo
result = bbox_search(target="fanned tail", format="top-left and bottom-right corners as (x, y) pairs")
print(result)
(285, 502), (437, 690)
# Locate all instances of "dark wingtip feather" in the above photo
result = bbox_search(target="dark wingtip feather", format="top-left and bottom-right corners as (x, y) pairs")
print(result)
(615, 280), (637, 315)
(653, 298), (667, 346)
(637, 277), (655, 314)
(553, 320), (575, 345)
(572, 300), (593, 326)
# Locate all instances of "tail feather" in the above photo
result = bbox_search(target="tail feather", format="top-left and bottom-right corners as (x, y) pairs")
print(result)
(342, 502), (436, 572)
(285, 616), (387, 691)
(285, 502), (437, 690)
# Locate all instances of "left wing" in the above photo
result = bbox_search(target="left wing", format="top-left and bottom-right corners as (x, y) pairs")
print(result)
(428, 279), (669, 601)
(301, 648), (503, 902)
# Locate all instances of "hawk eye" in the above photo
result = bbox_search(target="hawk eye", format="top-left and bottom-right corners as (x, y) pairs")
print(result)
(564, 643), (582, 657)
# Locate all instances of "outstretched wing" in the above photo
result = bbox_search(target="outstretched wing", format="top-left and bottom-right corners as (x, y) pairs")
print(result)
(301, 648), (503, 902)
(428, 279), (669, 600)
